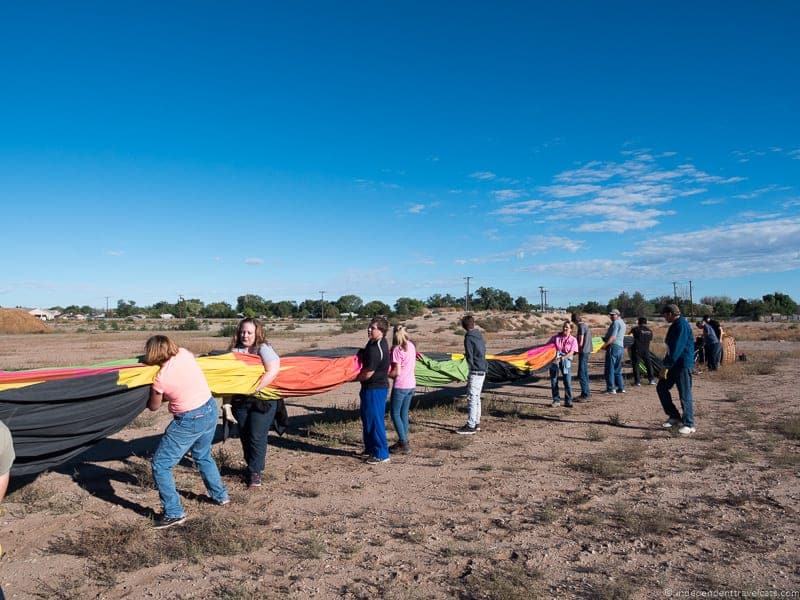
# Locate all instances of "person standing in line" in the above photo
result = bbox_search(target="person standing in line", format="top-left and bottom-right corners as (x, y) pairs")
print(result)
(698, 319), (721, 371)
(601, 309), (627, 394)
(0, 420), (14, 502)
(357, 316), (391, 464)
(548, 321), (578, 407)
(571, 312), (593, 401)
(702, 315), (725, 363)
(630, 317), (656, 386)
(457, 315), (488, 435)
(143, 335), (229, 529)
(657, 305), (697, 435)
(388, 324), (416, 454)
(227, 318), (281, 488)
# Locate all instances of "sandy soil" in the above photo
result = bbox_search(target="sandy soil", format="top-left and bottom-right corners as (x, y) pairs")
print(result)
(1, 313), (799, 599)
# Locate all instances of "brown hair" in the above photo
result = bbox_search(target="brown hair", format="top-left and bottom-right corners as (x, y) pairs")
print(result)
(369, 316), (389, 336)
(143, 335), (179, 366)
(229, 317), (268, 350)
(461, 314), (475, 330)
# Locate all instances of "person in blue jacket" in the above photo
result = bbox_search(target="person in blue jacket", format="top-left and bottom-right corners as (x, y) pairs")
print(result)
(657, 304), (696, 435)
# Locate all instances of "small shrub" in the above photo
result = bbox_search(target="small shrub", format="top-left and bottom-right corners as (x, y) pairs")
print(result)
(217, 323), (237, 338)
(294, 534), (326, 559)
(177, 318), (200, 331)
(586, 425), (606, 442)
(608, 413), (625, 427)
(122, 457), (155, 490)
(777, 417), (800, 441)
(129, 411), (158, 429)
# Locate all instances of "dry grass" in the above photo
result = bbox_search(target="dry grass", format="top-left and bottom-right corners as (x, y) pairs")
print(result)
(48, 514), (267, 583)
(461, 562), (543, 600)
(586, 425), (606, 441)
(570, 442), (644, 480)
(777, 417), (800, 441)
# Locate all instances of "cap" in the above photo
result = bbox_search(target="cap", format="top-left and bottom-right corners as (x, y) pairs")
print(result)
(608, 309), (621, 316)
(661, 303), (680, 315)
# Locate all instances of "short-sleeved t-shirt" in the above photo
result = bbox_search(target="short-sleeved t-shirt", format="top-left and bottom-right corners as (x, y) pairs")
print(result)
(361, 338), (390, 389)
(548, 333), (579, 355)
(152, 348), (212, 415)
(576, 322), (593, 354)
(391, 340), (417, 389)
(233, 342), (280, 365)
(605, 319), (626, 348)
(0, 420), (15, 476)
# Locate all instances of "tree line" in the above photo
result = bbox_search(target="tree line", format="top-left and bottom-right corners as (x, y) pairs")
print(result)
(43, 288), (797, 321)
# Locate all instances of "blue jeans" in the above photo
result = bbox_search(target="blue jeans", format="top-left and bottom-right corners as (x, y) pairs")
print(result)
(705, 342), (721, 371)
(390, 388), (414, 443)
(657, 366), (694, 427)
(549, 363), (573, 404)
(360, 387), (389, 460)
(232, 398), (278, 475)
(577, 352), (590, 398)
(151, 397), (228, 518)
(605, 345), (625, 392)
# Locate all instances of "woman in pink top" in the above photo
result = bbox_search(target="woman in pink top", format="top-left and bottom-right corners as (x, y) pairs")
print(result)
(388, 325), (416, 454)
(547, 322), (579, 408)
(144, 335), (229, 529)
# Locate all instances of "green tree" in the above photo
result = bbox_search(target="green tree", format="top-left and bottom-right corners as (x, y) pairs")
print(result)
(236, 294), (271, 316)
(582, 301), (605, 314)
(762, 292), (798, 315)
(115, 299), (137, 318)
(394, 297), (426, 317)
(361, 300), (392, 317)
(273, 300), (296, 318)
(514, 296), (531, 312)
(335, 295), (363, 315)
(202, 302), (236, 318)
(474, 287), (514, 311)
(426, 293), (459, 308)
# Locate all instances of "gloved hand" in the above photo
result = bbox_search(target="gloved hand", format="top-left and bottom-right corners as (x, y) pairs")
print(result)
(222, 403), (238, 424)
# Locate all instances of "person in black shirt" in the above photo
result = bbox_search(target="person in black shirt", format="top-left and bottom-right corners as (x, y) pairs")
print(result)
(357, 316), (391, 464)
(630, 317), (655, 386)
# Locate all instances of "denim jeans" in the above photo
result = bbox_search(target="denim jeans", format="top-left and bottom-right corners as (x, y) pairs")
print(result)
(549, 363), (573, 404)
(466, 372), (486, 428)
(232, 399), (278, 475)
(705, 342), (721, 371)
(656, 366), (694, 427)
(604, 345), (625, 392)
(577, 352), (590, 398)
(360, 387), (389, 460)
(151, 397), (228, 518)
(390, 388), (414, 443)
(630, 348), (654, 384)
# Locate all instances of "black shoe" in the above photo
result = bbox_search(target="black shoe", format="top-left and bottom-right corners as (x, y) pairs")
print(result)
(564, 402), (574, 408)
(153, 515), (186, 530)
(456, 424), (478, 435)
(389, 441), (411, 454)
(248, 472), (262, 488)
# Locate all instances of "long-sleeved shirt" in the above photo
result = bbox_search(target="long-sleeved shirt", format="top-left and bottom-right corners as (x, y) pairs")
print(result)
(663, 316), (694, 369)
(547, 333), (578, 355)
(464, 329), (488, 373)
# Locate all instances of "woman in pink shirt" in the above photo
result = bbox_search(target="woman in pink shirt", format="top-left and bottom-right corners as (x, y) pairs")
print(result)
(548, 322), (579, 408)
(144, 335), (229, 529)
(388, 325), (416, 454)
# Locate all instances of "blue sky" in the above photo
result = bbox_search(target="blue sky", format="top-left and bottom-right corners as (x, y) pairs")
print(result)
(1, 1), (799, 310)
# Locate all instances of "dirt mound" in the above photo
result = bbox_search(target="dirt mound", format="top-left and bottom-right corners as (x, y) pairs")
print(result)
(0, 309), (51, 334)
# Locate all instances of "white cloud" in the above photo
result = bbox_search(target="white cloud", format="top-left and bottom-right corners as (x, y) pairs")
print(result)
(492, 189), (524, 201)
(408, 204), (426, 214)
(700, 199), (724, 205)
(244, 258), (264, 266)
(734, 185), (792, 200)
(106, 250), (124, 257)
(469, 171), (497, 181)
(454, 235), (584, 265)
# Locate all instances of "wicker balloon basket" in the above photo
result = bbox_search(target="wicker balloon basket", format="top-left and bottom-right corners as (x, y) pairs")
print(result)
(722, 336), (736, 365)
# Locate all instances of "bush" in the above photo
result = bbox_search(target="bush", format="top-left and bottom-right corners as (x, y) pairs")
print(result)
(177, 318), (200, 331)
(217, 323), (237, 338)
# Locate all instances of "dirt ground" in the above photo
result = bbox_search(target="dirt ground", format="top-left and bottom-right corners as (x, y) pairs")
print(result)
(1, 313), (799, 599)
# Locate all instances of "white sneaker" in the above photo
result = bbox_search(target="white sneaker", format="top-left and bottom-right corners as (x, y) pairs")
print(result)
(662, 418), (680, 428)
(678, 425), (696, 435)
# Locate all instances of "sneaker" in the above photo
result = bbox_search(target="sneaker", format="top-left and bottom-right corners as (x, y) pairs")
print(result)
(551, 399), (561, 407)
(634, 383), (642, 387)
(605, 390), (617, 395)
(662, 418), (680, 428)
(153, 515), (186, 530)
(564, 402), (573, 408)
(678, 425), (697, 435)
(366, 456), (390, 464)
(215, 497), (231, 506)
(248, 472), (262, 488)
(618, 389), (626, 394)
(456, 424), (478, 435)
(649, 380), (657, 385)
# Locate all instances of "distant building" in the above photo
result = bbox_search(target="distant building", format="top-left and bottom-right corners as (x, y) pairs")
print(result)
(28, 308), (60, 321)
(159, 313), (175, 320)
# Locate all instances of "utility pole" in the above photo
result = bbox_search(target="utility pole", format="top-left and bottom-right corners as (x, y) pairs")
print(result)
(178, 295), (185, 319)
(688, 280), (694, 318)
(319, 291), (326, 321)
(539, 286), (545, 312)
(104, 296), (109, 317)
(543, 288), (549, 312)
(672, 281), (678, 303)
(464, 277), (472, 312)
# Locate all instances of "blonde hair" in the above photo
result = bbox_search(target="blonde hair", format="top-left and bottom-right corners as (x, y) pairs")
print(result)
(229, 317), (268, 351)
(392, 324), (410, 350)
(143, 335), (179, 366)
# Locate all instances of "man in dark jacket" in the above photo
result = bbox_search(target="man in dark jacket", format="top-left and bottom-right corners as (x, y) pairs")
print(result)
(702, 315), (723, 367)
(657, 304), (696, 435)
(457, 315), (488, 435)
(630, 317), (655, 386)
(571, 312), (593, 400)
